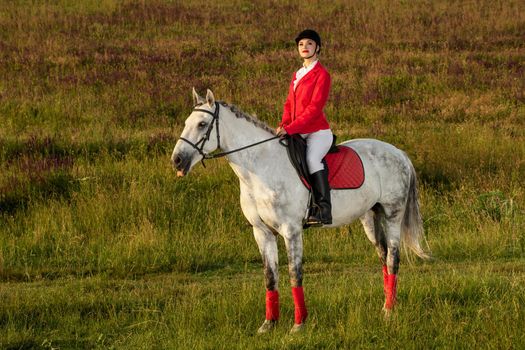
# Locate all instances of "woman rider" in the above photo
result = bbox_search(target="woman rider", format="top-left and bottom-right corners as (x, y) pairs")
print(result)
(277, 29), (333, 226)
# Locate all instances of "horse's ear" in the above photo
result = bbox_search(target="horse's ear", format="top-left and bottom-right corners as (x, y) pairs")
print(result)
(206, 89), (215, 108)
(192, 87), (204, 106)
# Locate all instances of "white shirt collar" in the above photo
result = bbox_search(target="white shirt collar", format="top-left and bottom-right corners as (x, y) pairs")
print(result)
(293, 60), (318, 90)
(303, 59), (318, 69)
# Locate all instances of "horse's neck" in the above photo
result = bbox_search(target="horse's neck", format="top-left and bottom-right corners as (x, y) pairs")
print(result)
(219, 111), (290, 185)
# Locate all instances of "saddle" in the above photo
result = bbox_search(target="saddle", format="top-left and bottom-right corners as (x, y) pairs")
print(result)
(283, 134), (365, 228)
(283, 134), (365, 190)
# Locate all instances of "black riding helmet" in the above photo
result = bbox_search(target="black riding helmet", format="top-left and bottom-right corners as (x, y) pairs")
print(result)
(295, 29), (321, 54)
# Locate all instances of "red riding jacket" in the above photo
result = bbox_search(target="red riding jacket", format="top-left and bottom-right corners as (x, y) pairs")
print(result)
(280, 62), (331, 135)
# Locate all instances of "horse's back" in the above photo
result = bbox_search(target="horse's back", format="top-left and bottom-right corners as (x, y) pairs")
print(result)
(340, 138), (405, 157)
(338, 138), (414, 198)
(339, 138), (411, 167)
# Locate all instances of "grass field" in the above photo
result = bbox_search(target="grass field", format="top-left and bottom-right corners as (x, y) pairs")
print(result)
(1, 0), (525, 348)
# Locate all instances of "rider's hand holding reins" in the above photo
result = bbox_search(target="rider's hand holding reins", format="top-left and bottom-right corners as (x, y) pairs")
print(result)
(276, 127), (288, 138)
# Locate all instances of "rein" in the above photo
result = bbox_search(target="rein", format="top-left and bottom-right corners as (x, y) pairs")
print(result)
(179, 102), (280, 167)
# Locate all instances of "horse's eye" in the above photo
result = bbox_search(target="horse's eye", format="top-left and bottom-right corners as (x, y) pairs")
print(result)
(198, 121), (207, 128)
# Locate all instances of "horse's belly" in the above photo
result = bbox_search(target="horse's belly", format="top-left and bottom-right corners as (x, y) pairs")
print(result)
(330, 182), (380, 227)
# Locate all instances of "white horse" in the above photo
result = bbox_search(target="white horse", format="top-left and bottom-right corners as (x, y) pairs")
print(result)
(172, 89), (430, 334)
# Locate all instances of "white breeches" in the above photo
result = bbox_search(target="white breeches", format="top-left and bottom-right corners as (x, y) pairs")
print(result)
(300, 128), (333, 174)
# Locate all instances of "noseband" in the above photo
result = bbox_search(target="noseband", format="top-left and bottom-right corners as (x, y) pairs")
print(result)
(178, 102), (280, 167)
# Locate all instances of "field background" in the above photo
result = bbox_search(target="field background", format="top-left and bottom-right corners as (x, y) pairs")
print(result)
(1, 0), (525, 348)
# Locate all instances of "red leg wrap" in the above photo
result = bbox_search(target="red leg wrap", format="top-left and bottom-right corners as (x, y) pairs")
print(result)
(292, 286), (308, 324)
(384, 273), (398, 310)
(265, 290), (280, 321)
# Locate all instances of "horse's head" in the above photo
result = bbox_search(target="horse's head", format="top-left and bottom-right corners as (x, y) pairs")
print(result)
(171, 88), (220, 177)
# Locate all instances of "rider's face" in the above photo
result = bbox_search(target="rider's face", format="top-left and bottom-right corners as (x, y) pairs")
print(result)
(297, 39), (317, 59)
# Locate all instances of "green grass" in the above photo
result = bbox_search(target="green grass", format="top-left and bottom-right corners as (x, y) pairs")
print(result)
(2, 262), (525, 349)
(1, 0), (525, 348)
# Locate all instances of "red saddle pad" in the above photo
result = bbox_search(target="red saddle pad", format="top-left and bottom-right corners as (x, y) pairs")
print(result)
(326, 145), (364, 189)
(302, 145), (365, 190)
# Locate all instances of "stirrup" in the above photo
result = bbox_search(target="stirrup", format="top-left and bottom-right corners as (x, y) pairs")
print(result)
(305, 218), (323, 227)
(305, 209), (331, 226)
(305, 205), (322, 226)
(310, 217), (332, 225)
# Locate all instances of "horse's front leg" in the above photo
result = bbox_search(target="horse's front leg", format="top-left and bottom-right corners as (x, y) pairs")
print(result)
(282, 225), (307, 333)
(253, 225), (280, 334)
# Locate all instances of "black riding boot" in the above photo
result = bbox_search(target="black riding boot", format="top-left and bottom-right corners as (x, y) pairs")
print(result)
(306, 169), (332, 226)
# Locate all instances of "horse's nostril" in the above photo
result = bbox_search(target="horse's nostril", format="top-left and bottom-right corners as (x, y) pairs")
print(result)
(174, 156), (182, 166)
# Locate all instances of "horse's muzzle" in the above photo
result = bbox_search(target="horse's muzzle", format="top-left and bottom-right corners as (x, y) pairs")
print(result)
(172, 152), (191, 177)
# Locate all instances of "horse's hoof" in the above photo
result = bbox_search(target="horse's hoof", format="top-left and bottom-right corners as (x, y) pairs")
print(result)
(382, 306), (393, 320)
(257, 319), (277, 334)
(290, 323), (305, 334)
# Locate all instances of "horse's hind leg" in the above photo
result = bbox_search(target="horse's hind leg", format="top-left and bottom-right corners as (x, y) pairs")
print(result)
(359, 206), (387, 264)
(382, 205), (403, 312)
(360, 208), (391, 309)
(360, 205), (400, 312)
(253, 225), (280, 333)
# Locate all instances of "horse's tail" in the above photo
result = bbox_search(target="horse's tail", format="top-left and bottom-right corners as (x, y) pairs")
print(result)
(401, 160), (431, 260)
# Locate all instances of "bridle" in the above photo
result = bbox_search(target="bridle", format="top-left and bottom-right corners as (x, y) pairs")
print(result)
(178, 102), (280, 167)
(179, 102), (222, 162)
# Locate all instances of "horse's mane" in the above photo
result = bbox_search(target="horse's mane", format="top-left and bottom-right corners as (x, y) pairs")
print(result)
(219, 102), (277, 135)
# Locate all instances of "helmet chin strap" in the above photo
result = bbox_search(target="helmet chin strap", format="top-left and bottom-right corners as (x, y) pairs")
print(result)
(303, 43), (320, 60)
(305, 52), (317, 60)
